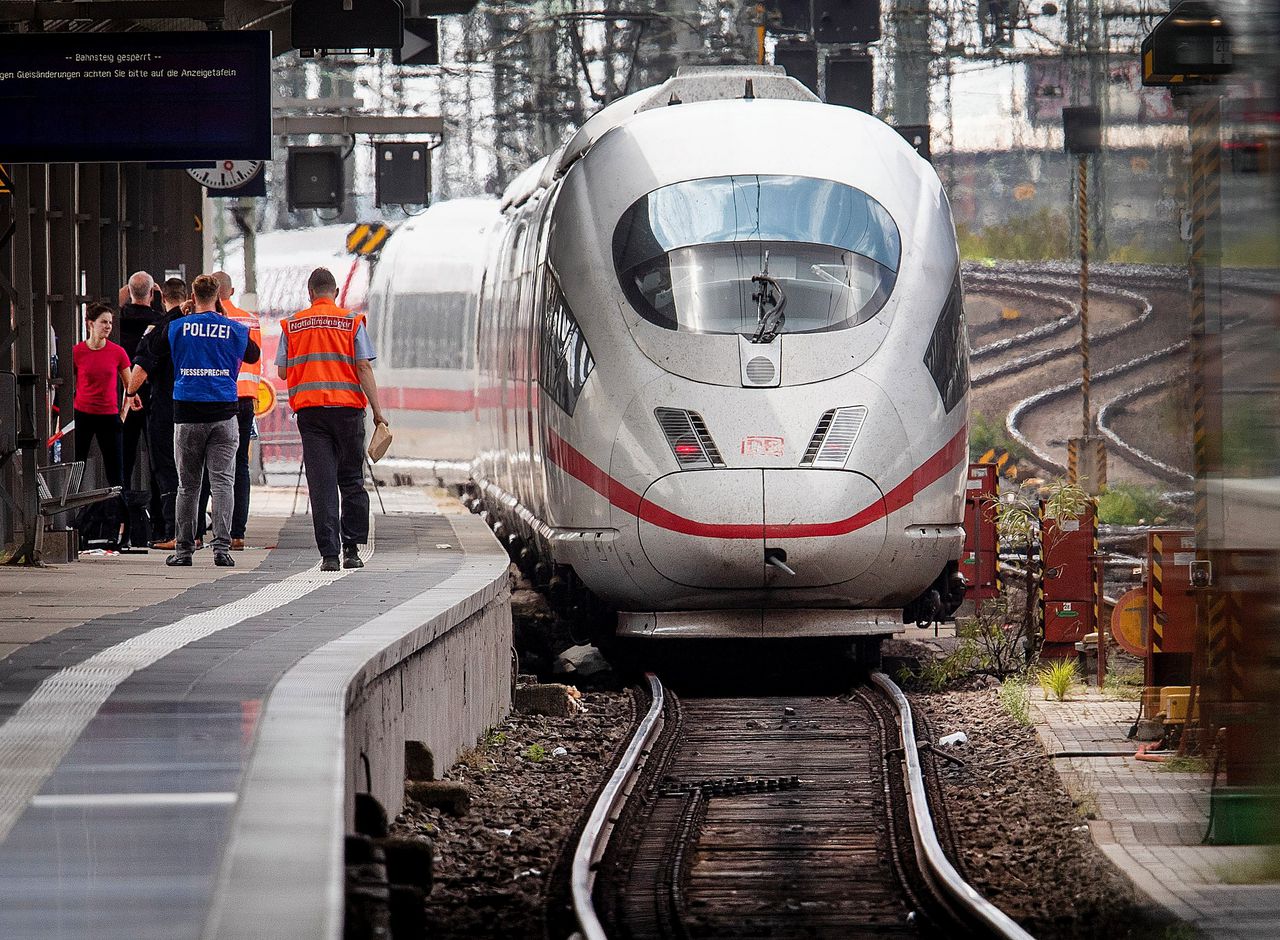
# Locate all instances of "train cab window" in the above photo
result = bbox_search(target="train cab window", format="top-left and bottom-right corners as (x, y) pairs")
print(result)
(613, 175), (900, 335)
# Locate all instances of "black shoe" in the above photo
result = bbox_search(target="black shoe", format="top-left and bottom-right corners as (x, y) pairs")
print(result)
(343, 546), (364, 569)
(214, 551), (235, 568)
(320, 556), (341, 572)
(165, 554), (192, 567)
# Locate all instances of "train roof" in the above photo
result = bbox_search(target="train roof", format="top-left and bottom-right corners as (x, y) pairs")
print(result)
(499, 66), (818, 211)
(369, 197), (500, 296)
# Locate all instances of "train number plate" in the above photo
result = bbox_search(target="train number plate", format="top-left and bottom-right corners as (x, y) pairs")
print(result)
(741, 436), (784, 458)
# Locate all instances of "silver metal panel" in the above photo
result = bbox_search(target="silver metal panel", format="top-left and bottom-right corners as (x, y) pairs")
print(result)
(617, 608), (904, 638)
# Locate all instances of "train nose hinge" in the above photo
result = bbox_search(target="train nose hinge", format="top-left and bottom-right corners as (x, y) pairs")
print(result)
(765, 548), (795, 576)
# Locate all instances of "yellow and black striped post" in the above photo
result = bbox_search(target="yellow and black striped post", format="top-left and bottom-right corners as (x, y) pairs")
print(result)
(1150, 532), (1165, 656)
(1187, 95), (1230, 701)
(1077, 154), (1092, 440)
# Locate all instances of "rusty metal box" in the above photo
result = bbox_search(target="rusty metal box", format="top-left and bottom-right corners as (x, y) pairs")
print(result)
(962, 463), (999, 600)
(1044, 599), (1094, 643)
(1041, 502), (1097, 602)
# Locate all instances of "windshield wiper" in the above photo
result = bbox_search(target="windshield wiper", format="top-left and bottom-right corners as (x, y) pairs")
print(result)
(750, 250), (786, 343)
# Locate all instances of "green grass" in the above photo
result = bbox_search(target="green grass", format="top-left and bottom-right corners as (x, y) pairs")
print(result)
(1103, 664), (1144, 701)
(523, 743), (547, 763)
(957, 207), (1072, 262)
(1096, 482), (1174, 526)
(969, 410), (1028, 464)
(1159, 755), (1210, 774)
(999, 678), (1033, 726)
(1037, 659), (1080, 702)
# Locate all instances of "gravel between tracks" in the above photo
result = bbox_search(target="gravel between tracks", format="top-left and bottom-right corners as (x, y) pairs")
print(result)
(910, 685), (1180, 939)
(393, 685), (633, 939)
(392, 676), (1180, 939)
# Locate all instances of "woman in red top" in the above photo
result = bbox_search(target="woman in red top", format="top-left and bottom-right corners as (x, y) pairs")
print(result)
(72, 302), (131, 492)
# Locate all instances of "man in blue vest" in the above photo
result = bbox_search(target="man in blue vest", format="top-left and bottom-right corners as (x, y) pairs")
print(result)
(125, 274), (259, 567)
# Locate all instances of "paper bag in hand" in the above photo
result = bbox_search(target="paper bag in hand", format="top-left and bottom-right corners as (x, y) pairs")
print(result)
(368, 422), (393, 462)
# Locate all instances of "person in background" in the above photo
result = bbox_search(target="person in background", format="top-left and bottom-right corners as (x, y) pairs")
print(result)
(212, 271), (260, 552)
(125, 274), (259, 568)
(116, 272), (161, 487)
(73, 302), (131, 539)
(132, 277), (189, 549)
(278, 267), (387, 571)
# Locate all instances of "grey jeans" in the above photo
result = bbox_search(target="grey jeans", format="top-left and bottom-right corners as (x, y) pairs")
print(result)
(174, 417), (237, 555)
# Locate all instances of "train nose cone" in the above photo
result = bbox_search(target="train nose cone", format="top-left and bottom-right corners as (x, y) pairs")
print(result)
(637, 470), (887, 589)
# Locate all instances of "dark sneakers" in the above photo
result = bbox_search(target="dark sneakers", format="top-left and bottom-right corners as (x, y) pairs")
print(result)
(165, 554), (192, 567)
(320, 556), (341, 572)
(214, 551), (235, 568)
(343, 545), (364, 569)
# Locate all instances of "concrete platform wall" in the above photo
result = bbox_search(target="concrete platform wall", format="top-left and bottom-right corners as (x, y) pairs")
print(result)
(345, 572), (512, 822)
(208, 516), (513, 940)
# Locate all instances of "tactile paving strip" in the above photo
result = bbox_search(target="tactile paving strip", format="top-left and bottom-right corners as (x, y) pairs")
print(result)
(0, 531), (373, 841)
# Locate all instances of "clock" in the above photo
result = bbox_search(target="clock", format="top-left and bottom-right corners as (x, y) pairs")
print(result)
(187, 160), (264, 190)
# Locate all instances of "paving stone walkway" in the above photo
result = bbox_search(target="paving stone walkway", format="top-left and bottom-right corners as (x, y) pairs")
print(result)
(1033, 691), (1280, 938)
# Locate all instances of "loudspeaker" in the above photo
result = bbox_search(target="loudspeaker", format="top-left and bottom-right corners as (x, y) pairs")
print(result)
(287, 147), (343, 211)
(825, 55), (873, 111)
(774, 42), (819, 94)
(1062, 105), (1102, 154)
(376, 143), (430, 206)
(814, 0), (880, 44)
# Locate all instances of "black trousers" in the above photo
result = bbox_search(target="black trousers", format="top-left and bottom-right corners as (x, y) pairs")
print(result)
(232, 398), (254, 539)
(74, 409), (124, 534)
(122, 395), (148, 488)
(297, 406), (369, 558)
(148, 398), (178, 540)
(74, 410), (124, 487)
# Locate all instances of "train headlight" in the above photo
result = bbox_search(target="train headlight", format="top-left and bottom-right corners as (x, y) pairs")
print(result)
(800, 406), (868, 469)
(655, 408), (725, 469)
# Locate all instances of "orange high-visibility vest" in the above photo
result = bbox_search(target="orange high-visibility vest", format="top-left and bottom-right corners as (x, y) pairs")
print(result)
(282, 298), (368, 411)
(222, 298), (262, 399)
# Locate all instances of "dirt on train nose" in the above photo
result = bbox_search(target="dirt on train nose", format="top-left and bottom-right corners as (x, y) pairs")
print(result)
(636, 469), (888, 589)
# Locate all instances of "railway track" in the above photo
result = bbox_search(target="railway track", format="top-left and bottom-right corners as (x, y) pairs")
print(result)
(967, 261), (1274, 487)
(570, 674), (1030, 940)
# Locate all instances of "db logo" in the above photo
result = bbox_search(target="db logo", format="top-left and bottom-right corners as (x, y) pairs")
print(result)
(741, 436), (784, 458)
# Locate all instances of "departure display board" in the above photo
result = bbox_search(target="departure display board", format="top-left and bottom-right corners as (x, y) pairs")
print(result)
(0, 31), (271, 163)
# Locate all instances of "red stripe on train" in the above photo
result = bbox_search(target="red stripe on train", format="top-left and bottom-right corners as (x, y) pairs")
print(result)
(545, 426), (968, 540)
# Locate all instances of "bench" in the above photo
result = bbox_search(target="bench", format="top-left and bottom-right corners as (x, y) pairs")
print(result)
(36, 460), (120, 517)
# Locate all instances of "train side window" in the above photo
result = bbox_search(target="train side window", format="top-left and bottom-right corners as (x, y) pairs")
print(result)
(388, 291), (474, 370)
(539, 268), (594, 415)
(923, 274), (969, 413)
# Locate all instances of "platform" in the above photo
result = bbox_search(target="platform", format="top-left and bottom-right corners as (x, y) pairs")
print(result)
(1033, 692), (1280, 939)
(0, 487), (512, 940)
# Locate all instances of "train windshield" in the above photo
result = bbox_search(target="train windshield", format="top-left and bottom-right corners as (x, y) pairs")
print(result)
(613, 175), (900, 335)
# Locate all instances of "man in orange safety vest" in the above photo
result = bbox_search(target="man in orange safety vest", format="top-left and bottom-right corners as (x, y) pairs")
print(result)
(213, 271), (261, 552)
(277, 267), (388, 571)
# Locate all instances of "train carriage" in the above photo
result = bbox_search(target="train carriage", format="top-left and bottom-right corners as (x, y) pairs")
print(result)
(391, 66), (971, 645)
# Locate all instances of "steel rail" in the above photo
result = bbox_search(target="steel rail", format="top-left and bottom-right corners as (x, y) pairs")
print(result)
(571, 672), (666, 940)
(870, 671), (1035, 940)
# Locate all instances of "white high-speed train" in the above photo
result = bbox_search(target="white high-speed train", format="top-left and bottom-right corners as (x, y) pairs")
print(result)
(363, 198), (498, 459)
(376, 66), (970, 645)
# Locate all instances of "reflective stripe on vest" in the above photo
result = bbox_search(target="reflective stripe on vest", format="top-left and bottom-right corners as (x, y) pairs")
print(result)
(283, 303), (367, 411)
(224, 301), (262, 398)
